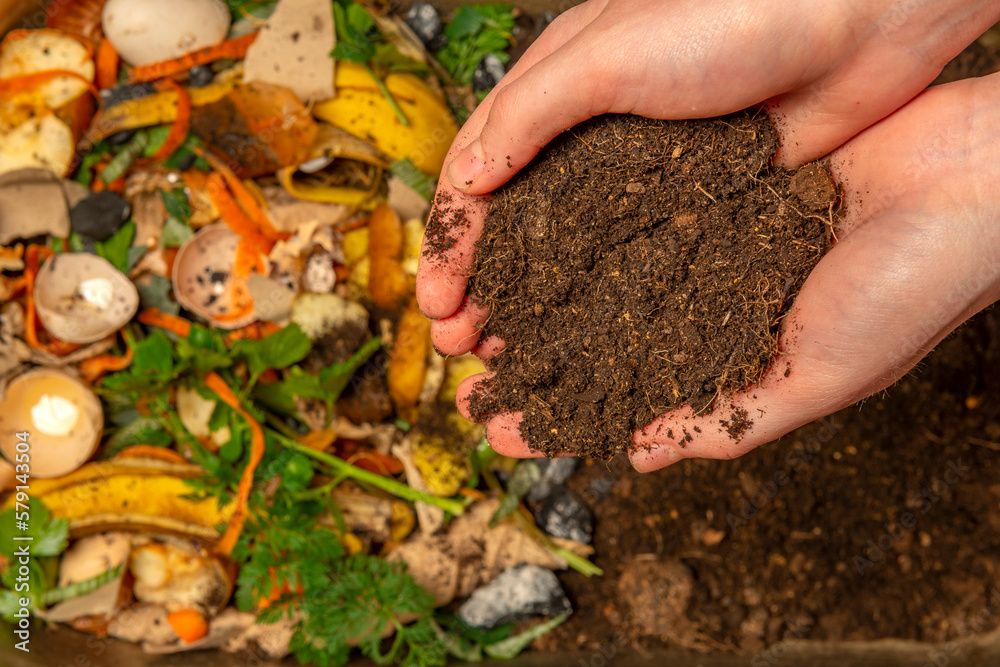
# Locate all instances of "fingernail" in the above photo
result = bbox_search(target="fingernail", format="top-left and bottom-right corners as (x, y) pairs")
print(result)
(447, 138), (484, 190)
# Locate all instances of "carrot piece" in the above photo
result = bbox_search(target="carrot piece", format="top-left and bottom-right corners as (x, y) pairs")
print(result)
(205, 372), (266, 558)
(78, 344), (134, 383)
(222, 321), (281, 345)
(199, 150), (286, 242)
(127, 32), (259, 84)
(114, 445), (188, 465)
(258, 567), (303, 610)
(138, 308), (192, 338)
(204, 173), (273, 253)
(212, 297), (255, 324)
(233, 238), (265, 278)
(166, 608), (209, 643)
(95, 39), (119, 90)
(0, 69), (100, 101)
(151, 79), (191, 161)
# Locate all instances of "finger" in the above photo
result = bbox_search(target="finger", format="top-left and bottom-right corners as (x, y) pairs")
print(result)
(429, 296), (489, 356)
(455, 372), (490, 422)
(485, 412), (544, 458)
(473, 334), (505, 360)
(416, 190), (486, 320)
(415, 1), (605, 321)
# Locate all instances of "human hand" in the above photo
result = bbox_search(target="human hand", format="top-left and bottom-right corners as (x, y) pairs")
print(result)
(416, 0), (1000, 468)
(461, 70), (1000, 469)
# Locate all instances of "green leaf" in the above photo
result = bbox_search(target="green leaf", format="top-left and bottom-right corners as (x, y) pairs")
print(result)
(100, 130), (149, 184)
(95, 219), (136, 273)
(161, 216), (194, 248)
(490, 460), (541, 526)
(67, 231), (85, 253)
(160, 188), (192, 223)
(445, 6), (491, 40)
(136, 273), (180, 316)
(131, 330), (175, 375)
(231, 323), (313, 380)
(175, 336), (232, 373)
(0, 499), (69, 559)
(389, 158), (435, 201)
(103, 416), (173, 456)
(143, 125), (172, 157)
(482, 614), (570, 659)
(281, 453), (315, 493)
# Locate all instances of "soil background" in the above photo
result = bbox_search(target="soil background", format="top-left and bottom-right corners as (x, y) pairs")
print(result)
(533, 22), (1000, 658)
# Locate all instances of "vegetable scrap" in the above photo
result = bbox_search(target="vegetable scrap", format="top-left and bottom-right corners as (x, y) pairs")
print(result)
(0, 1), (578, 666)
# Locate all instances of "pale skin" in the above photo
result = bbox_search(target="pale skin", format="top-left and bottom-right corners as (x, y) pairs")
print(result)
(416, 0), (1000, 470)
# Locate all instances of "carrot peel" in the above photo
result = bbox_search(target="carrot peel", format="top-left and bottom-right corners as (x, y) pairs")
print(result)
(206, 372), (266, 558)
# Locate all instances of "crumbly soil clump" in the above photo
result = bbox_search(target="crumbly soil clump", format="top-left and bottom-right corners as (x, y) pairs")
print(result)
(465, 112), (839, 459)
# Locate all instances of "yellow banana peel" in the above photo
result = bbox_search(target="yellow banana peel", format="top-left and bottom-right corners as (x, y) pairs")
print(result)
(315, 63), (457, 175)
(8, 459), (234, 540)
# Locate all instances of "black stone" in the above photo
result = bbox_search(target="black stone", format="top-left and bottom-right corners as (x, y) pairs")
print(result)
(188, 65), (214, 88)
(70, 192), (131, 242)
(472, 53), (506, 92)
(534, 486), (593, 544)
(100, 83), (157, 109)
(108, 129), (138, 145)
(404, 3), (442, 46)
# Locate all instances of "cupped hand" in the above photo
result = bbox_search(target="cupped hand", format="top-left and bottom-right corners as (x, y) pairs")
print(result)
(463, 70), (1000, 469)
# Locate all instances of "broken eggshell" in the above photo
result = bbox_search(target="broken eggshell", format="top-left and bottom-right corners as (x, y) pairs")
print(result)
(0, 368), (102, 478)
(172, 224), (258, 330)
(34, 253), (139, 344)
(101, 0), (231, 67)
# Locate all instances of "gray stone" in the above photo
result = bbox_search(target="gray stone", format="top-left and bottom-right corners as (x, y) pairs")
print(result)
(526, 457), (580, 503)
(472, 53), (507, 92)
(534, 486), (593, 544)
(405, 3), (442, 46)
(459, 564), (572, 629)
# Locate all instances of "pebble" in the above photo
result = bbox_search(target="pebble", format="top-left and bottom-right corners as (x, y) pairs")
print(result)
(187, 65), (215, 88)
(404, 3), (442, 46)
(459, 564), (572, 628)
(70, 192), (131, 242)
(100, 83), (156, 109)
(526, 457), (580, 503)
(472, 53), (507, 92)
(534, 486), (593, 544)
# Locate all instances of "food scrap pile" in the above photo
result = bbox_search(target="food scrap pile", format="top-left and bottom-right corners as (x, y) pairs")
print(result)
(0, 1), (595, 665)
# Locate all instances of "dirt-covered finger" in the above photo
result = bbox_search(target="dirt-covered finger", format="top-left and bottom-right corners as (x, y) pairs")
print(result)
(429, 295), (489, 357)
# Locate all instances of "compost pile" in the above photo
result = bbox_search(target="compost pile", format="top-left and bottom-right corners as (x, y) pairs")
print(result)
(465, 112), (839, 459)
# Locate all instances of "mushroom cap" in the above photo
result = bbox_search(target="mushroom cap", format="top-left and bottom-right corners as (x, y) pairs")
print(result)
(0, 368), (102, 478)
(172, 224), (258, 330)
(101, 0), (231, 67)
(34, 253), (139, 344)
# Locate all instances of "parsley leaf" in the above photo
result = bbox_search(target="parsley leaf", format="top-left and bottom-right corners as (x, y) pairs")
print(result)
(95, 219), (137, 273)
(231, 323), (313, 383)
(436, 4), (515, 87)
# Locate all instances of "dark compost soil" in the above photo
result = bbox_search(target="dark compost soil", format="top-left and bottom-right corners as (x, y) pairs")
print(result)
(463, 112), (838, 460)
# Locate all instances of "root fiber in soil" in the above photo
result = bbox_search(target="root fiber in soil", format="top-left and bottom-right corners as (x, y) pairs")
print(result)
(464, 112), (839, 459)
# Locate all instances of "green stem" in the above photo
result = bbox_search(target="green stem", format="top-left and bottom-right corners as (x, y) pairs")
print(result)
(281, 438), (467, 515)
(365, 65), (410, 127)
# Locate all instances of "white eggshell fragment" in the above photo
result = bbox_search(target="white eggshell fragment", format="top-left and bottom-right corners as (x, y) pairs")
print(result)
(102, 0), (232, 67)
(34, 253), (139, 344)
(0, 369), (102, 478)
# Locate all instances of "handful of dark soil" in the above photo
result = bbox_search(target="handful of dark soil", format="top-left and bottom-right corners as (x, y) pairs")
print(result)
(462, 112), (840, 460)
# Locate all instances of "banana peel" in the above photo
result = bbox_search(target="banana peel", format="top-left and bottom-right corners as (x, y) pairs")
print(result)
(83, 69), (241, 145)
(5, 459), (234, 541)
(314, 63), (457, 175)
